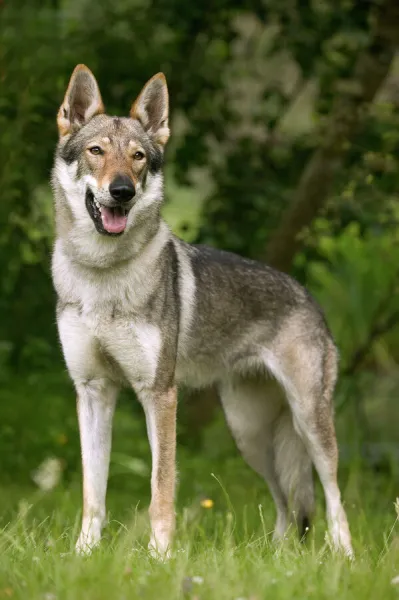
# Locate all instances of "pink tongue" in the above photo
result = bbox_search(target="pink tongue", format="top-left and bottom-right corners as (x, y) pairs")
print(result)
(101, 206), (128, 234)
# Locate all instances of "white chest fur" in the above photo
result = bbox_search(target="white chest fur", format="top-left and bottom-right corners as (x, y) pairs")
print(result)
(53, 238), (164, 390)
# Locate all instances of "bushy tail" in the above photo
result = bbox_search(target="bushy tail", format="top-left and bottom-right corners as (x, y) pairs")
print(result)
(273, 410), (314, 537)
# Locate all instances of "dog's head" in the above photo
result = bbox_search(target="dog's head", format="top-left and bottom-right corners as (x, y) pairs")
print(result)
(54, 65), (169, 236)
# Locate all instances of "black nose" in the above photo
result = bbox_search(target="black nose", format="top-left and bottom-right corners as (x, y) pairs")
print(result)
(109, 175), (135, 202)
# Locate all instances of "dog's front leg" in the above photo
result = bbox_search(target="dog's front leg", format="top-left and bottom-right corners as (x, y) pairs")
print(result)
(141, 386), (177, 559)
(75, 379), (118, 555)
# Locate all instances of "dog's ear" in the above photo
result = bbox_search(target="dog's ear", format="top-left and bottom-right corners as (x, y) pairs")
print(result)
(57, 64), (104, 137)
(130, 73), (169, 146)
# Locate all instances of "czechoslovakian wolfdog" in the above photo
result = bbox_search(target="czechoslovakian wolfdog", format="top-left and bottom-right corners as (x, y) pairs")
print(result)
(51, 65), (353, 558)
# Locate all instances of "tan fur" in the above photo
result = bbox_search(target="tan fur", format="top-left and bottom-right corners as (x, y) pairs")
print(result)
(143, 386), (177, 556)
(85, 144), (145, 189)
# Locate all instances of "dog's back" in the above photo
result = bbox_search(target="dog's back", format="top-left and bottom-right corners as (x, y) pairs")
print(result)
(174, 240), (328, 386)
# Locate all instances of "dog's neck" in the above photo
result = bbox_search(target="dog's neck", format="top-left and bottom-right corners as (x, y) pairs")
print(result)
(57, 209), (169, 273)
(61, 213), (161, 266)
(52, 217), (172, 313)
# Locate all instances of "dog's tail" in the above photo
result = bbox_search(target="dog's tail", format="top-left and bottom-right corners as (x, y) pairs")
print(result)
(273, 410), (314, 537)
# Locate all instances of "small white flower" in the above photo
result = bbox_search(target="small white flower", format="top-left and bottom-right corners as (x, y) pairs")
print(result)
(391, 575), (399, 586)
(191, 576), (204, 585)
(31, 457), (63, 491)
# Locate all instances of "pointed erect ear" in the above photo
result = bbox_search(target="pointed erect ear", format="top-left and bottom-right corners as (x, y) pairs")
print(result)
(57, 64), (104, 137)
(130, 73), (169, 146)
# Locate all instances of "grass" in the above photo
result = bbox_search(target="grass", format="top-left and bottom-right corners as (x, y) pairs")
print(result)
(0, 371), (398, 598)
(0, 467), (397, 600)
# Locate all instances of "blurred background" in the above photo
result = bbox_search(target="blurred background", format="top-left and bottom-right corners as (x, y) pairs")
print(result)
(0, 0), (398, 512)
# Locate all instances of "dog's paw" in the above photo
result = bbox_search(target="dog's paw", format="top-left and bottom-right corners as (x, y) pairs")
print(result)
(75, 515), (103, 556)
(148, 538), (172, 561)
(326, 524), (354, 560)
(75, 531), (101, 556)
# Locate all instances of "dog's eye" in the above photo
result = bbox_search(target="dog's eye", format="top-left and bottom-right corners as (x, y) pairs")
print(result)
(134, 151), (145, 160)
(89, 146), (103, 155)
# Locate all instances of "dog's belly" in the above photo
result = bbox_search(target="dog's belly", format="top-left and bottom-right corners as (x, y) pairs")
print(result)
(175, 333), (270, 390)
(175, 352), (226, 389)
(58, 304), (162, 389)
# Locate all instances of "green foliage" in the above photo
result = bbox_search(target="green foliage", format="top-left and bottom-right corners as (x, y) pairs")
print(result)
(306, 222), (399, 372)
(1, 0), (399, 475)
(0, 6), (65, 363)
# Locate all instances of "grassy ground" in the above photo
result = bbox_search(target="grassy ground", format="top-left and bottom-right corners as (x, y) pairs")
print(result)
(0, 370), (398, 598)
(0, 466), (397, 600)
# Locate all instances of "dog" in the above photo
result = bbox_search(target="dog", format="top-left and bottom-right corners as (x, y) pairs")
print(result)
(51, 64), (353, 558)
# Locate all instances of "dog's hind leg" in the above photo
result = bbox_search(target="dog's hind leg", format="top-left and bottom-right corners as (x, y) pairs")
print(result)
(219, 377), (310, 541)
(272, 408), (315, 539)
(75, 379), (118, 555)
(264, 333), (353, 557)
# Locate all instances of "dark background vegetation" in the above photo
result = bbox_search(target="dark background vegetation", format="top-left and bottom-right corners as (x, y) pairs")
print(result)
(1, 0), (398, 505)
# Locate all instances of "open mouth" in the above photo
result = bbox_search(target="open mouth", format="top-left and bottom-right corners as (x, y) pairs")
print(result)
(85, 189), (130, 235)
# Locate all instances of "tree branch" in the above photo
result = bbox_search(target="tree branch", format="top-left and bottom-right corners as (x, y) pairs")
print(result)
(342, 310), (399, 378)
(263, 0), (399, 273)
(336, 305), (399, 414)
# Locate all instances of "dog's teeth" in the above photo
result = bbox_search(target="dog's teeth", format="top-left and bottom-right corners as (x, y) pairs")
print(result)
(95, 201), (100, 208)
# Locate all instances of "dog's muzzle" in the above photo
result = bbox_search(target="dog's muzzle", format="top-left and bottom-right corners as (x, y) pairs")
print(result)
(85, 184), (134, 236)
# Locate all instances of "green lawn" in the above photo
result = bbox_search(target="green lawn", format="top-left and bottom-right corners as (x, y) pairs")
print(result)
(0, 467), (397, 599)
(0, 371), (397, 598)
